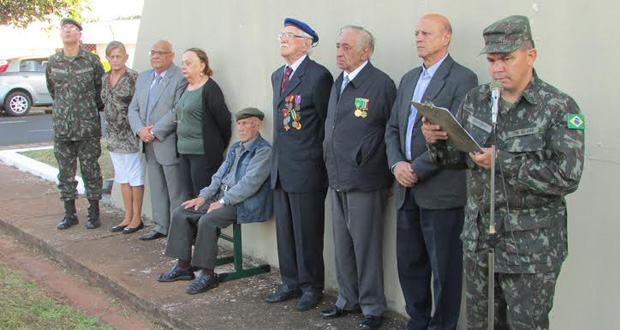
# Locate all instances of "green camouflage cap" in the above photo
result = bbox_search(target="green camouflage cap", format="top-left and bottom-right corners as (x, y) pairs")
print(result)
(481, 15), (534, 54)
(235, 107), (265, 121)
(60, 18), (83, 31)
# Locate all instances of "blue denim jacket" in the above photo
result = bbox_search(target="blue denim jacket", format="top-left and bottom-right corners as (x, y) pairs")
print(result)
(199, 134), (273, 223)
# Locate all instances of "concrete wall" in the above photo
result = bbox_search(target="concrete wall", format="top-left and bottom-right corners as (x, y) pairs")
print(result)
(111, 1), (620, 329)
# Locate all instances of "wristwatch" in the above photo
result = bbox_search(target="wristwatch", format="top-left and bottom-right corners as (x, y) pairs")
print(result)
(218, 198), (227, 205)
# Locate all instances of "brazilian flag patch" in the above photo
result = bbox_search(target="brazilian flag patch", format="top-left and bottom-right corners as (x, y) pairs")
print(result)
(567, 114), (585, 130)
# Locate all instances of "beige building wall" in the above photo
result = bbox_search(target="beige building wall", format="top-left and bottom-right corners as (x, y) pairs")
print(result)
(112, 1), (619, 329)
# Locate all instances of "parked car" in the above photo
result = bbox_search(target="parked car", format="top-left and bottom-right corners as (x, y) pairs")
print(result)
(0, 56), (53, 116)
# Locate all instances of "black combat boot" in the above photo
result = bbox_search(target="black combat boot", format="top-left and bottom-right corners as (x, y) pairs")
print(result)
(57, 200), (79, 230)
(85, 199), (100, 229)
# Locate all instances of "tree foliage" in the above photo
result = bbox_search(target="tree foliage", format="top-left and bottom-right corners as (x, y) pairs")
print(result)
(0, 0), (91, 29)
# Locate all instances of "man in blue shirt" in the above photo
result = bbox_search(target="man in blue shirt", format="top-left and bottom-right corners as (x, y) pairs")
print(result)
(385, 14), (478, 330)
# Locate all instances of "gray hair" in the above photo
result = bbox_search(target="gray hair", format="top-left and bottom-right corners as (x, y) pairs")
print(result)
(105, 40), (127, 56)
(339, 25), (375, 57)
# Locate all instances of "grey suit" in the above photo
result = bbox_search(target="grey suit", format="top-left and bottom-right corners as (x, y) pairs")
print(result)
(385, 54), (477, 330)
(128, 63), (190, 234)
(386, 55), (477, 210)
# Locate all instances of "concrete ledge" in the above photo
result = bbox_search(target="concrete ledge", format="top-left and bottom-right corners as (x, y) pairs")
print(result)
(0, 164), (406, 330)
(0, 146), (85, 194)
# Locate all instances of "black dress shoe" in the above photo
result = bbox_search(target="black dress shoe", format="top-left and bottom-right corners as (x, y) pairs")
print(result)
(157, 265), (195, 282)
(110, 224), (128, 232)
(320, 305), (360, 318)
(57, 215), (79, 230)
(297, 292), (322, 311)
(122, 222), (144, 234)
(361, 315), (382, 330)
(185, 272), (219, 294)
(264, 285), (301, 303)
(139, 230), (166, 241)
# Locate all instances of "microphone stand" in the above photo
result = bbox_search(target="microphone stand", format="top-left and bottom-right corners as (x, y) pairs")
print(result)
(487, 140), (497, 330)
(487, 88), (500, 330)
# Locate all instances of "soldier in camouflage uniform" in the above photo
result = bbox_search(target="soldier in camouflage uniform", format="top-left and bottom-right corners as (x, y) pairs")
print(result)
(45, 18), (105, 230)
(421, 15), (585, 330)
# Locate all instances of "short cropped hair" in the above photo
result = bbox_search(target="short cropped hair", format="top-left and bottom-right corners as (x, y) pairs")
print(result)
(339, 25), (375, 58)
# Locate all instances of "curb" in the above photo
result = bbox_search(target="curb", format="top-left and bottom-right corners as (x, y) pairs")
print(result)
(0, 146), (85, 194)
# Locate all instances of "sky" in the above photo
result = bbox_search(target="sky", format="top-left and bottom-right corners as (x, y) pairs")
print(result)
(86, 0), (144, 21)
(0, 0), (144, 58)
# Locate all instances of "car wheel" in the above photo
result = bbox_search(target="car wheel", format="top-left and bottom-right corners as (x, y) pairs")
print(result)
(4, 91), (31, 116)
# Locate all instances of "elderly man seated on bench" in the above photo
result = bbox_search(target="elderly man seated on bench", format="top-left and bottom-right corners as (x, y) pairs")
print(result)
(157, 107), (272, 294)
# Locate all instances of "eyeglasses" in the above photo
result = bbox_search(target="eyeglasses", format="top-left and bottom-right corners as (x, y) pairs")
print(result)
(61, 25), (79, 32)
(149, 50), (172, 57)
(278, 32), (311, 41)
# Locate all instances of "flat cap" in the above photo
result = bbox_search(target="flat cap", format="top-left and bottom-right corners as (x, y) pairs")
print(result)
(235, 107), (265, 121)
(481, 15), (534, 54)
(284, 17), (319, 44)
(60, 18), (83, 31)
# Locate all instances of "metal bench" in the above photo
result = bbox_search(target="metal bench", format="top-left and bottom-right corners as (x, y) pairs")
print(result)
(215, 223), (271, 282)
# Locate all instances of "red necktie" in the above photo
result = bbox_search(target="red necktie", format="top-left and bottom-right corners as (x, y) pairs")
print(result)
(280, 66), (293, 95)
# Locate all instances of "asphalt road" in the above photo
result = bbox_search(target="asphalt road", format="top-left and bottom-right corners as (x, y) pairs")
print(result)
(0, 109), (109, 147)
(0, 111), (53, 146)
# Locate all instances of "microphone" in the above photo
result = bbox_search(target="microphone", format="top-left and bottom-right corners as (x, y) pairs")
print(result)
(490, 81), (503, 126)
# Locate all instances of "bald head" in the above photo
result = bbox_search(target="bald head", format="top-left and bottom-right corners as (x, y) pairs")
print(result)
(421, 14), (452, 34)
(415, 14), (452, 67)
(150, 40), (174, 73)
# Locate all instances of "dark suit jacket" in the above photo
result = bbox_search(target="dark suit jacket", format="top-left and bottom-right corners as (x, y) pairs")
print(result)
(385, 54), (478, 209)
(271, 56), (333, 193)
(323, 62), (397, 192)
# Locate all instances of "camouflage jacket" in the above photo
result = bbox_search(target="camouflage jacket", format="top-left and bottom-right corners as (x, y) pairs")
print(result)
(428, 72), (585, 273)
(46, 48), (104, 140)
(102, 68), (139, 153)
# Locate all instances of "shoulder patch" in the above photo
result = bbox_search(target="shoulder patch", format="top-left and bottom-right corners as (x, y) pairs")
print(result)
(567, 114), (585, 130)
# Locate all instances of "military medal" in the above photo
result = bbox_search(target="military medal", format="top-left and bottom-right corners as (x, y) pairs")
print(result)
(281, 95), (302, 131)
(282, 96), (293, 131)
(295, 95), (301, 111)
(354, 98), (369, 118)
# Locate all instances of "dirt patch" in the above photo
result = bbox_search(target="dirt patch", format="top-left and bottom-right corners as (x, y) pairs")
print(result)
(0, 233), (163, 330)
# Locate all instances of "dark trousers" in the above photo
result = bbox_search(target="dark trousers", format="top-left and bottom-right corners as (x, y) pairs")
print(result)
(165, 203), (236, 269)
(397, 189), (464, 330)
(179, 153), (218, 197)
(273, 184), (326, 294)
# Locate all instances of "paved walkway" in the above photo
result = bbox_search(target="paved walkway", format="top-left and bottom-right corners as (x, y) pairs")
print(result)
(0, 163), (406, 330)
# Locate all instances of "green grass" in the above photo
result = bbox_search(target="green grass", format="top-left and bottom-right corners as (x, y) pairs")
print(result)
(0, 262), (113, 330)
(19, 140), (114, 180)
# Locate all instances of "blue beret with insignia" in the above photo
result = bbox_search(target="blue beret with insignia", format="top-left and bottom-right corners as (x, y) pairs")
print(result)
(284, 17), (319, 44)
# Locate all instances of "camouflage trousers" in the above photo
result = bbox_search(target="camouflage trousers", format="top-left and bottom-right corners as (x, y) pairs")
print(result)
(54, 137), (102, 201)
(465, 256), (560, 330)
